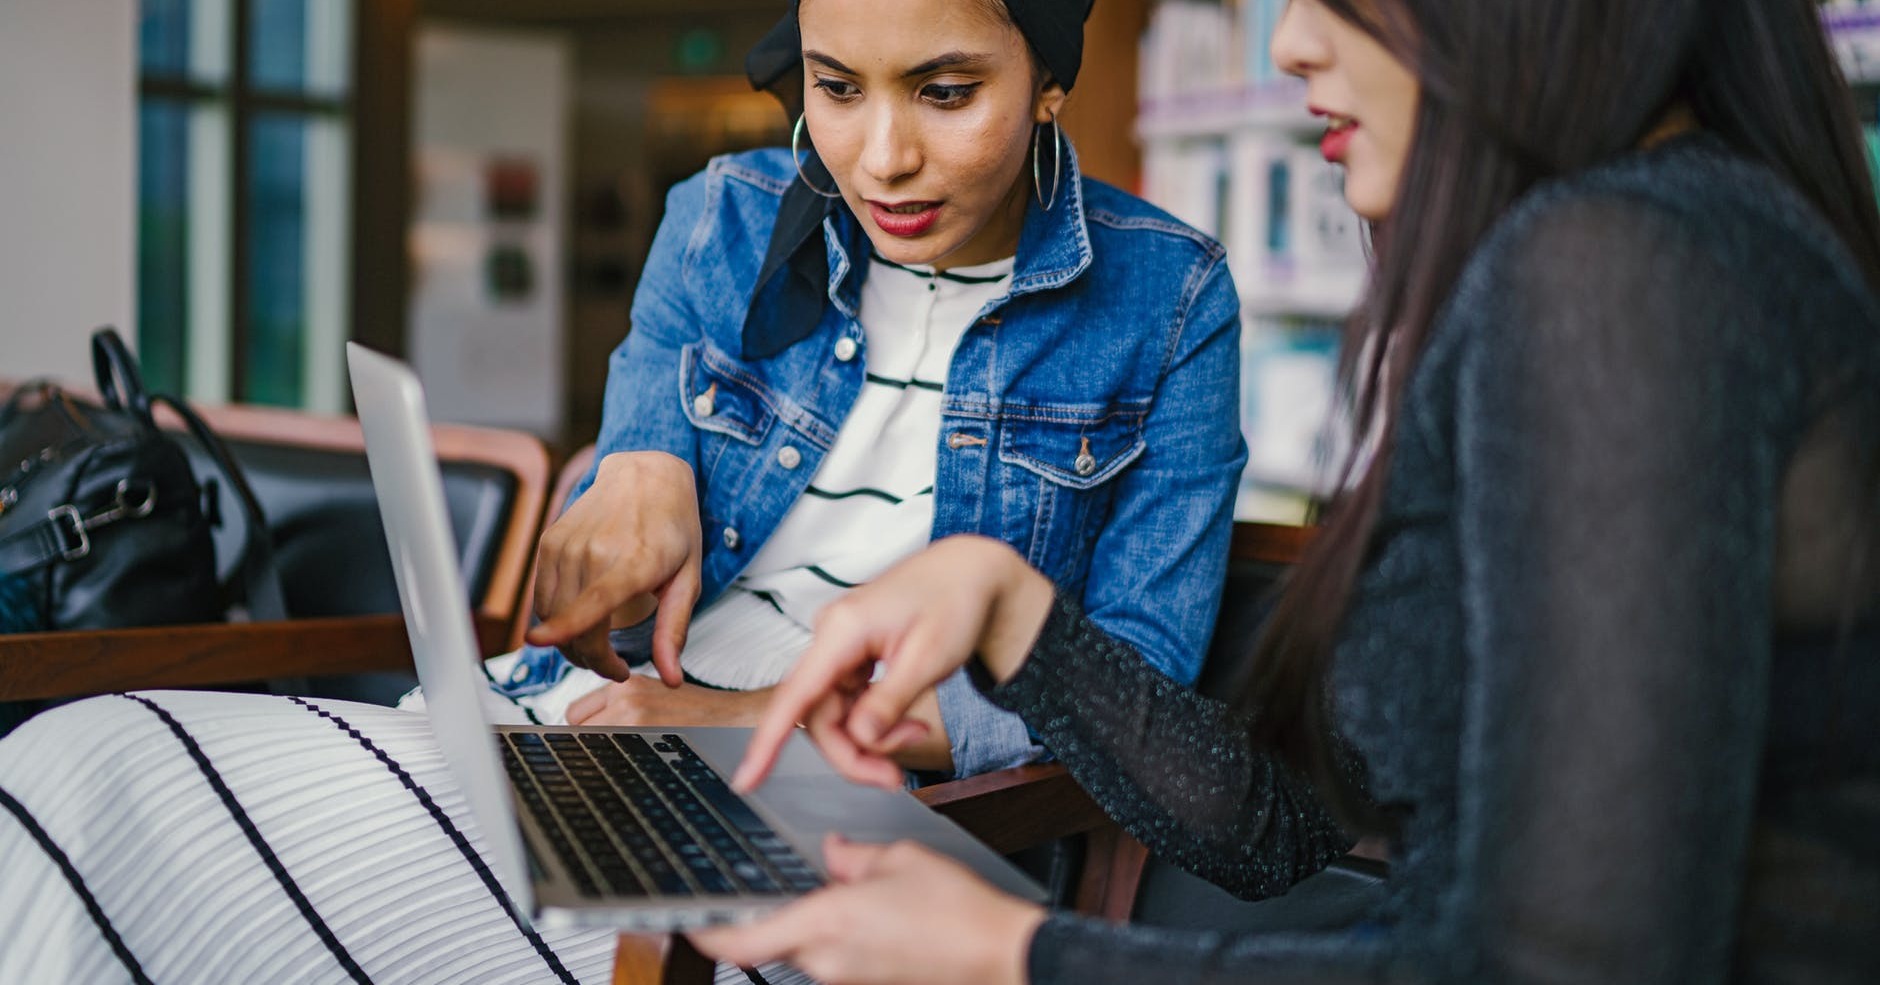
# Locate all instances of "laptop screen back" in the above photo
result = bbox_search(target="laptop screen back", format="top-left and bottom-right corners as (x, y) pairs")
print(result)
(346, 342), (534, 915)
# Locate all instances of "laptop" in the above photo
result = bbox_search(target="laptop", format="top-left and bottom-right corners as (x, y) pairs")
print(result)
(344, 342), (1044, 932)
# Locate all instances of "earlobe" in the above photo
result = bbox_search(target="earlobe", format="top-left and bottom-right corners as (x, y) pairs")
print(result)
(1035, 82), (1068, 125)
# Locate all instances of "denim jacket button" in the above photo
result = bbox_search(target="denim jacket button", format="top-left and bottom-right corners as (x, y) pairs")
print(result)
(722, 527), (741, 550)
(692, 390), (715, 417)
(1074, 452), (1098, 476)
(833, 337), (858, 362)
(777, 445), (802, 470)
(947, 432), (987, 450)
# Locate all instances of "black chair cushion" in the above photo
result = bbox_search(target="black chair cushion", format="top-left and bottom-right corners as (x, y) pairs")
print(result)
(186, 439), (518, 618)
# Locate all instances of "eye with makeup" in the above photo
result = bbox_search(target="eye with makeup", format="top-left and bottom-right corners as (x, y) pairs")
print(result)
(812, 76), (981, 109)
(812, 77), (861, 103)
(920, 81), (980, 108)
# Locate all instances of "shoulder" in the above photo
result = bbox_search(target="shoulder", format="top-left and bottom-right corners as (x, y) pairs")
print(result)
(637, 150), (802, 336)
(1462, 138), (1874, 311)
(1079, 177), (1226, 263)
(648, 149), (797, 291)
(1075, 178), (1233, 324)
(656, 148), (797, 246)
(704, 147), (798, 198)
(1425, 139), (1880, 419)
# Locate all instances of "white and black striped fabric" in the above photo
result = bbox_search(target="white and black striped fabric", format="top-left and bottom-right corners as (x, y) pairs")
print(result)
(0, 691), (618, 984)
(692, 254), (1014, 691)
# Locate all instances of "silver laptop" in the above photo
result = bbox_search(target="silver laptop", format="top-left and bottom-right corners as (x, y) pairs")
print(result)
(345, 342), (1043, 932)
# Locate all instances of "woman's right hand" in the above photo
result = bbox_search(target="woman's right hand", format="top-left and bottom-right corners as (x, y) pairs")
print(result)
(733, 535), (1056, 792)
(525, 451), (702, 686)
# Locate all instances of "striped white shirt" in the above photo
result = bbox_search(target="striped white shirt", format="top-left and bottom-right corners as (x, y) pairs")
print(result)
(679, 254), (1014, 690)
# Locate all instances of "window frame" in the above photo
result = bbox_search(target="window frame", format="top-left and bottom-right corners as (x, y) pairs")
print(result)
(137, 0), (356, 408)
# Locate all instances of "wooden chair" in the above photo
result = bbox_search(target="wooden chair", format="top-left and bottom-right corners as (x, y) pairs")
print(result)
(0, 393), (549, 702)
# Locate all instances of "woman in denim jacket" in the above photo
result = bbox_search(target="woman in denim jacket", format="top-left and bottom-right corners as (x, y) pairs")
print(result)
(504, 0), (1247, 780)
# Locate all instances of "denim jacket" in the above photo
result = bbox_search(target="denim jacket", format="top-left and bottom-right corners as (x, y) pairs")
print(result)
(501, 144), (1247, 777)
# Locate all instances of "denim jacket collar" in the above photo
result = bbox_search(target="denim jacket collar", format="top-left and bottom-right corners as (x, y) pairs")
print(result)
(818, 141), (1094, 322)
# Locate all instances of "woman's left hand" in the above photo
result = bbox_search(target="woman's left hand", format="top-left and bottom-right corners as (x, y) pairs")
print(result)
(691, 835), (1046, 985)
(566, 678), (770, 727)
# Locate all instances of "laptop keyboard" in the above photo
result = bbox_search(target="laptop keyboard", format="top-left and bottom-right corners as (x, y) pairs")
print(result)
(500, 731), (824, 900)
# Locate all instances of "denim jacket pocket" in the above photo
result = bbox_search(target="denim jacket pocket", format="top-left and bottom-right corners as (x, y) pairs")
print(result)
(679, 343), (777, 446)
(997, 404), (1148, 489)
(995, 403), (1148, 578)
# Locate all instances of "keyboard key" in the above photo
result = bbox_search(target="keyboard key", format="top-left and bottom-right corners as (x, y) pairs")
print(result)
(510, 729), (828, 901)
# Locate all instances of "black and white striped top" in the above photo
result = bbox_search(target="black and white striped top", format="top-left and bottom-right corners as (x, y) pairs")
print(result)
(680, 254), (1014, 690)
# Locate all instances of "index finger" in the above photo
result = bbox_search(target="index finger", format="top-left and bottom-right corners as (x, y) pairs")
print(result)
(526, 579), (635, 650)
(565, 622), (633, 682)
(732, 613), (874, 791)
(649, 560), (701, 687)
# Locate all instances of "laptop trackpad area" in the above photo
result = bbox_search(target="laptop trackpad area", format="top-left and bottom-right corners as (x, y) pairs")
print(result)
(761, 778), (914, 841)
(680, 727), (1045, 901)
(758, 778), (1046, 901)
(682, 727), (829, 779)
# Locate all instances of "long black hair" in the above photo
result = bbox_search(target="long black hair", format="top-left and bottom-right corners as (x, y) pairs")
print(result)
(1235, 0), (1880, 829)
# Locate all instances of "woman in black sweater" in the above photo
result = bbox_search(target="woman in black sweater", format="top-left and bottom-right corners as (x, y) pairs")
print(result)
(700, 0), (1880, 982)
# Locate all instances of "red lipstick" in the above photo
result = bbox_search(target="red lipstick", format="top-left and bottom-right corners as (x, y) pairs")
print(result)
(1310, 107), (1359, 165)
(867, 200), (941, 237)
(1320, 124), (1356, 163)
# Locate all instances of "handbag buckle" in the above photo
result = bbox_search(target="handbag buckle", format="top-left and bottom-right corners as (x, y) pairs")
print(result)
(44, 482), (159, 563)
(85, 480), (159, 531)
(46, 505), (90, 561)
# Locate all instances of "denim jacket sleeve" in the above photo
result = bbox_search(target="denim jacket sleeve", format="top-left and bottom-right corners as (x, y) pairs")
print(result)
(935, 669), (1047, 777)
(578, 172), (713, 501)
(936, 254), (1245, 777)
(504, 173), (712, 690)
(1078, 255), (1245, 684)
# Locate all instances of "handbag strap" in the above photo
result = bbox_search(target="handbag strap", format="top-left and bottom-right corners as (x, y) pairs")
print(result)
(0, 509), (90, 577)
(0, 379), (56, 431)
(90, 328), (155, 428)
(148, 394), (288, 623)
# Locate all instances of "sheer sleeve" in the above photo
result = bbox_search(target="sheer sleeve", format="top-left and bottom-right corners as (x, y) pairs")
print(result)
(1438, 194), (1796, 982)
(987, 595), (1352, 901)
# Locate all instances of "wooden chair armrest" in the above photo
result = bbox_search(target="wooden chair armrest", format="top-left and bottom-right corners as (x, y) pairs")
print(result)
(912, 762), (1112, 856)
(0, 612), (510, 703)
(916, 762), (1150, 923)
(1230, 521), (1317, 566)
(613, 934), (714, 985)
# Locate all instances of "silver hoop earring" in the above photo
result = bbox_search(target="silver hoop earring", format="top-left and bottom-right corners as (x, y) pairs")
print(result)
(1033, 115), (1063, 212)
(792, 114), (843, 199)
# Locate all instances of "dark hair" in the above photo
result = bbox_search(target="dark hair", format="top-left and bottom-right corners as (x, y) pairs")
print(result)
(1235, 0), (1880, 830)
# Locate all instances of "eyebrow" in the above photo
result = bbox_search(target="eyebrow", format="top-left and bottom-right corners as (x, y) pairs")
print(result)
(803, 50), (995, 79)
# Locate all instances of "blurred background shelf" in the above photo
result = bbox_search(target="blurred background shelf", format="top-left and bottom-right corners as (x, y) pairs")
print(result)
(1136, 79), (1315, 141)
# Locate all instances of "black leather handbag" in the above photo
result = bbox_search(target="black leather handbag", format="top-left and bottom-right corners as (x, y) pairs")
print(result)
(0, 329), (284, 636)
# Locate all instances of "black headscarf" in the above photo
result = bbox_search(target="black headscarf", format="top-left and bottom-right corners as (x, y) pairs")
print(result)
(738, 0), (1095, 360)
